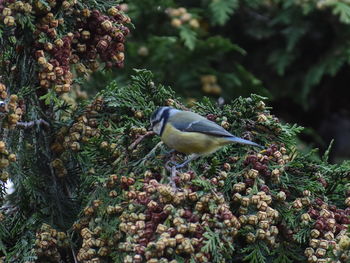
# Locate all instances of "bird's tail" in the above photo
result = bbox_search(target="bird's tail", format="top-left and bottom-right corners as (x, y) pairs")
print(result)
(226, 136), (263, 148)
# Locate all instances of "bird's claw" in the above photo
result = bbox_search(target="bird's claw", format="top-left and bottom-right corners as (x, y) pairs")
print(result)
(175, 163), (187, 169)
(164, 149), (176, 158)
(165, 160), (182, 170)
(169, 165), (181, 192)
(165, 160), (188, 170)
(165, 158), (190, 192)
(169, 161), (178, 166)
(170, 180), (180, 192)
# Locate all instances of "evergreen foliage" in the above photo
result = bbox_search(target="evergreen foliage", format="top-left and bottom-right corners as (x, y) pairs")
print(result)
(0, 0), (349, 263)
(1, 68), (349, 262)
(80, 0), (350, 154)
(101, 0), (350, 106)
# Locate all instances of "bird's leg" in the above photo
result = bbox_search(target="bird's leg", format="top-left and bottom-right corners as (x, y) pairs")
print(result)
(164, 149), (176, 158)
(165, 154), (199, 192)
(165, 150), (181, 166)
(165, 160), (180, 191)
(170, 165), (178, 191)
(175, 154), (199, 169)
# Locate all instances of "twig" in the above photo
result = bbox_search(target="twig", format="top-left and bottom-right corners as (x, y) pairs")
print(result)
(16, 119), (50, 129)
(1, 127), (9, 142)
(139, 141), (163, 162)
(0, 203), (18, 215)
(170, 165), (178, 191)
(165, 159), (182, 191)
(210, 188), (219, 199)
(71, 244), (78, 263)
(128, 131), (155, 151)
(165, 160), (178, 172)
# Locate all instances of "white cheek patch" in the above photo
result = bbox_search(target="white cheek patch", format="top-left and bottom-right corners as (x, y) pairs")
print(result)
(152, 119), (164, 135)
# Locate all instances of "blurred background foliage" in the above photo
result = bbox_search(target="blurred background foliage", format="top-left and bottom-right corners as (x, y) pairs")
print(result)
(0, 0), (349, 262)
(87, 0), (350, 163)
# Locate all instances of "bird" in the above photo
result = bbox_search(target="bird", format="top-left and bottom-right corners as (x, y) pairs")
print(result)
(150, 106), (262, 169)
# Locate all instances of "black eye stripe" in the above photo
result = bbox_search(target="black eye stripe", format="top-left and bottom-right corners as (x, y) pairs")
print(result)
(150, 107), (172, 135)
(152, 119), (160, 126)
(151, 110), (160, 121)
(159, 108), (170, 136)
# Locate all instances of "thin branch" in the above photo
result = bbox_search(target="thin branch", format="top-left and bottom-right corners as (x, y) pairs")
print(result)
(1, 126), (9, 142)
(71, 244), (78, 263)
(128, 131), (155, 151)
(135, 141), (164, 164)
(16, 119), (50, 129)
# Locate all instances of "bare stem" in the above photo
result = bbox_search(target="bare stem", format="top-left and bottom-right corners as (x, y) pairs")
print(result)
(71, 244), (78, 263)
(16, 119), (50, 129)
(128, 131), (155, 151)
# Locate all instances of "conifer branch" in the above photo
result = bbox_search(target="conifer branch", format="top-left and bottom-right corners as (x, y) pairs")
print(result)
(71, 245), (78, 263)
(128, 130), (155, 150)
(16, 119), (50, 129)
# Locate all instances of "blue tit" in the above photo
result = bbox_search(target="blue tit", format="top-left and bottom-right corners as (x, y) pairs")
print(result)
(150, 106), (262, 168)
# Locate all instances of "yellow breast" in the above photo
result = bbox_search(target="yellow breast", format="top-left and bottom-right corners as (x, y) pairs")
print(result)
(161, 123), (231, 155)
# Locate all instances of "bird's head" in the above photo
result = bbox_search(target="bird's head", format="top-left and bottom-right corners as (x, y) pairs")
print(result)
(150, 106), (178, 135)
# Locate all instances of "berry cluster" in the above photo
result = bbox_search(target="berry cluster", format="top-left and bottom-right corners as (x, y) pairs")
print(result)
(232, 187), (280, 246)
(252, 101), (283, 134)
(119, 173), (241, 263)
(34, 223), (69, 262)
(0, 83), (6, 100)
(72, 178), (116, 262)
(76, 227), (109, 262)
(0, 83), (24, 128)
(1, 1), (130, 94)
(0, 1), (32, 27)
(51, 97), (104, 177)
(244, 144), (290, 182)
(72, 6), (130, 70)
(242, 144), (350, 263)
(72, 169), (242, 263)
(53, 96), (103, 152)
(166, 7), (199, 29)
(50, 95), (147, 179)
(35, 13), (74, 93)
(34, 6), (129, 93)
(334, 230), (350, 262)
(304, 197), (350, 263)
(0, 140), (16, 182)
(200, 75), (222, 96)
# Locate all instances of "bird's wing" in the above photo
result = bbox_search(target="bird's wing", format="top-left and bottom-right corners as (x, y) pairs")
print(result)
(183, 119), (234, 137)
(169, 111), (234, 137)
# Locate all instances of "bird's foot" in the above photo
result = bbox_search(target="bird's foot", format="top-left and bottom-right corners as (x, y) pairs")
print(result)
(170, 165), (180, 192)
(164, 149), (176, 158)
(165, 161), (189, 170)
(175, 162), (187, 169)
(165, 160), (175, 171)
(165, 159), (185, 168)
(170, 179), (180, 192)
